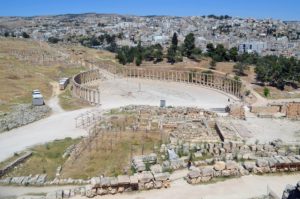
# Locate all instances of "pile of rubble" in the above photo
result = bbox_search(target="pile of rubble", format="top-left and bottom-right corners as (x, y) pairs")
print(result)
(156, 139), (300, 175)
(186, 155), (300, 184)
(0, 104), (51, 133)
(162, 140), (288, 164)
(132, 153), (157, 172)
(45, 172), (171, 199)
(0, 174), (47, 186)
(186, 161), (243, 184)
(0, 175), (90, 186)
(170, 119), (220, 143)
(121, 105), (218, 119)
(46, 178), (90, 185)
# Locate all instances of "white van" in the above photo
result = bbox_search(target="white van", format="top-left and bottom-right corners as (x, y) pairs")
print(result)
(32, 92), (44, 106)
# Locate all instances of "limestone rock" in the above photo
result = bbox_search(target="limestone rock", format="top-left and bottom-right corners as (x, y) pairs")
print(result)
(226, 161), (238, 170)
(150, 164), (163, 173)
(187, 170), (200, 179)
(154, 172), (170, 181)
(256, 159), (269, 167)
(243, 161), (255, 171)
(117, 175), (130, 185)
(201, 167), (214, 177)
(137, 171), (153, 183)
(214, 161), (226, 171)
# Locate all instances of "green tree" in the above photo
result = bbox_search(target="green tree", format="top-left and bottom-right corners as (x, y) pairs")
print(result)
(234, 62), (249, 76)
(134, 41), (144, 66)
(190, 48), (202, 61)
(215, 44), (227, 61)
(116, 46), (130, 65)
(135, 53), (142, 66)
(143, 46), (155, 61)
(167, 46), (176, 64)
(4, 31), (9, 37)
(171, 33), (178, 50)
(210, 60), (216, 69)
(48, 37), (60, 44)
(153, 44), (163, 63)
(183, 33), (195, 58)
(229, 47), (238, 62)
(206, 43), (215, 56)
(22, 32), (30, 38)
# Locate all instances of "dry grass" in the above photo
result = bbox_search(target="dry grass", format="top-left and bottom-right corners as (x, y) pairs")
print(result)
(0, 38), (119, 113)
(0, 38), (89, 112)
(254, 85), (300, 99)
(61, 131), (163, 179)
(3, 137), (80, 180)
(58, 85), (91, 111)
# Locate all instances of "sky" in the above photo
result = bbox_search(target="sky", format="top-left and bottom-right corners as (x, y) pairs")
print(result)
(0, 0), (299, 20)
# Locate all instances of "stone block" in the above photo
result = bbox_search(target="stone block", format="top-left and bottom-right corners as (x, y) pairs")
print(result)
(201, 167), (214, 177)
(214, 161), (226, 171)
(201, 176), (211, 182)
(243, 161), (255, 171)
(153, 172), (170, 181)
(154, 180), (163, 189)
(221, 170), (231, 176)
(130, 175), (138, 184)
(100, 177), (111, 187)
(117, 175), (130, 185)
(187, 170), (201, 179)
(91, 177), (101, 188)
(226, 161), (238, 170)
(137, 171), (153, 183)
(150, 164), (163, 173)
(256, 159), (269, 167)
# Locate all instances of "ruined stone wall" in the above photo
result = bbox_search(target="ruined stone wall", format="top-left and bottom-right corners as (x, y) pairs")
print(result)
(250, 106), (281, 114)
(227, 104), (245, 119)
(0, 151), (32, 177)
(250, 102), (300, 120)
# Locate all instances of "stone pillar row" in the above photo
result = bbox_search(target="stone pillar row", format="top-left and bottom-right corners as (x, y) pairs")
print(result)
(122, 68), (241, 98)
(71, 70), (101, 105)
(72, 68), (242, 106)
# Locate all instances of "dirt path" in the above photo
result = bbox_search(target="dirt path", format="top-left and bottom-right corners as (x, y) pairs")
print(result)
(47, 81), (64, 114)
(0, 107), (91, 162)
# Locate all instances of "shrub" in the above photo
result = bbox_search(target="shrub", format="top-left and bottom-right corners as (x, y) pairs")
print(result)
(263, 87), (270, 97)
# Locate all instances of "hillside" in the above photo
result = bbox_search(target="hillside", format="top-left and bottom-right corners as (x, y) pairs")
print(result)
(0, 37), (116, 113)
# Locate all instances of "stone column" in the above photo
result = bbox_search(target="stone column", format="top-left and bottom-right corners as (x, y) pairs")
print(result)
(92, 90), (95, 103)
(98, 90), (101, 104)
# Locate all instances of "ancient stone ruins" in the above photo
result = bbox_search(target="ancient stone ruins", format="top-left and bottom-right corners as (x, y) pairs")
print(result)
(1, 63), (300, 199)
(0, 105), (292, 199)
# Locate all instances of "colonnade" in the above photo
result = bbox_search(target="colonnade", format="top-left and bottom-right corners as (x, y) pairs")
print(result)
(71, 67), (243, 105)
(71, 69), (101, 105)
(122, 68), (242, 97)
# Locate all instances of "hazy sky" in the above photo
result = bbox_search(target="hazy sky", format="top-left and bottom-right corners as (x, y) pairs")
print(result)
(0, 0), (299, 20)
